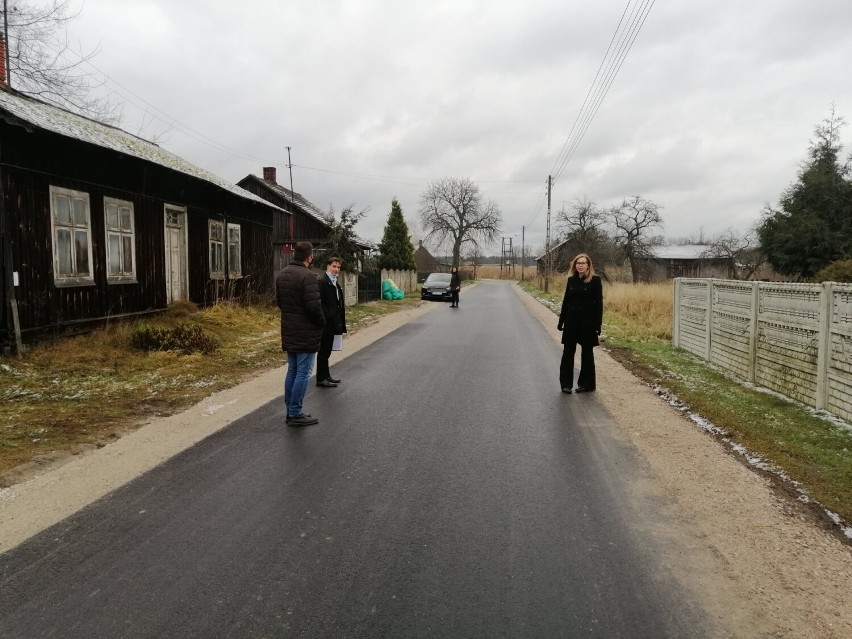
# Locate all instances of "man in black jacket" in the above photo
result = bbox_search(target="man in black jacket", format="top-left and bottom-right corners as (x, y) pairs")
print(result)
(316, 256), (348, 387)
(276, 241), (325, 426)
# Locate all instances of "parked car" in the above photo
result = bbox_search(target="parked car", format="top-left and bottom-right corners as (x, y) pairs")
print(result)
(421, 272), (453, 301)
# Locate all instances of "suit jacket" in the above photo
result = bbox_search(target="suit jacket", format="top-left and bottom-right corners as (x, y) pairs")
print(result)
(558, 274), (603, 347)
(319, 273), (348, 335)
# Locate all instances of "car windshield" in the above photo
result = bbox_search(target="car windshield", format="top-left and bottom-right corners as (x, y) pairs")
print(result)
(425, 273), (452, 285)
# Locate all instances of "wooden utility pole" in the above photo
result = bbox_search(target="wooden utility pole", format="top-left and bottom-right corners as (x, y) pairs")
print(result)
(521, 226), (525, 282)
(544, 175), (552, 292)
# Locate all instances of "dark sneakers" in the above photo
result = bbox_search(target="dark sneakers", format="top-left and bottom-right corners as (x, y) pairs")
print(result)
(574, 386), (595, 393)
(316, 379), (338, 388)
(561, 387), (572, 394)
(287, 414), (318, 426)
(327, 376), (342, 383)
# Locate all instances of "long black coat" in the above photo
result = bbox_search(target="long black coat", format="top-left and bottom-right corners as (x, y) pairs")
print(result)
(275, 262), (326, 353)
(318, 274), (348, 335)
(558, 274), (603, 347)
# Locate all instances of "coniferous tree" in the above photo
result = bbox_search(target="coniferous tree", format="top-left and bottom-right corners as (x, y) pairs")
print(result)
(321, 205), (367, 271)
(758, 108), (852, 279)
(377, 198), (416, 270)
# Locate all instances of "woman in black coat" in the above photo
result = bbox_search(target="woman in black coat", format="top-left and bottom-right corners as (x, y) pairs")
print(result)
(557, 253), (603, 393)
(449, 267), (461, 308)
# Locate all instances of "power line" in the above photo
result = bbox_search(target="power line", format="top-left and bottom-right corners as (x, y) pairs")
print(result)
(550, 0), (656, 185)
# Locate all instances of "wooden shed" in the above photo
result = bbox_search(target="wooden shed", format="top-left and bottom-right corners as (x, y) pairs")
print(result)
(0, 87), (287, 353)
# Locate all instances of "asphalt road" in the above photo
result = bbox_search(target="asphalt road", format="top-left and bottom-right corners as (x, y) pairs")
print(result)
(0, 281), (716, 638)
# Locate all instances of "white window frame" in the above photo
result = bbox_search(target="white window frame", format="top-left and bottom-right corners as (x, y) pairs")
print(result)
(227, 223), (242, 278)
(209, 219), (225, 279)
(49, 186), (95, 287)
(104, 197), (137, 284)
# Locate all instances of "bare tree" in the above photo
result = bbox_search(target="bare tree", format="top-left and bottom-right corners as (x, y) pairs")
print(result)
(557, 197), (606, 245)
(609, 195), (664, 282)
(702, 227), (765, 280)
(555, 196), (618, 272)
(4, 0), (120, 123)
(419, 177), (502, 267)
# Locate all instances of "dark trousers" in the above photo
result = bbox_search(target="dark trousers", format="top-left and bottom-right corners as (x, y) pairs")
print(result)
(559, 341), (596, 389)
(316, 330), (334, 382)
(451, 290), (459, 306)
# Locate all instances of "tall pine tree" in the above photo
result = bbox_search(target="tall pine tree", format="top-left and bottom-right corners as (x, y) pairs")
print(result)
(758, 108), (852, 278)
(377, 198), (416, 270)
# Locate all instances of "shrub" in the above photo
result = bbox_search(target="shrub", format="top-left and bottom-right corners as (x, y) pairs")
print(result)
(814, 259), (852, 283)
(130, 323), (218, 355)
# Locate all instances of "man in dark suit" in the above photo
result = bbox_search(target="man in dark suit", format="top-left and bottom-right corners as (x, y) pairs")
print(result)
(316, 256), (348, 388)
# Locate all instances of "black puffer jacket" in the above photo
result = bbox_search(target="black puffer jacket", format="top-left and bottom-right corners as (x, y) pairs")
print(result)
(276, 262), (326, 352)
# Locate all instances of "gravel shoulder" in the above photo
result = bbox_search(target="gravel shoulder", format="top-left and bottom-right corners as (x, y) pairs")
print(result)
(516, 284), (852, 639)
(2, 284), (851, 638)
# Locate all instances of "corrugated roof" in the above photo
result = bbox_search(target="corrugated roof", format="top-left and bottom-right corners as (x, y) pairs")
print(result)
(0, 88), (281, 210)
(650, 245), (710, 260)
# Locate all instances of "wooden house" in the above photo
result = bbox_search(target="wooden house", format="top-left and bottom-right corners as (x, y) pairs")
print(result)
(0, 86), (287, 353)
(636, 245), (730, 281)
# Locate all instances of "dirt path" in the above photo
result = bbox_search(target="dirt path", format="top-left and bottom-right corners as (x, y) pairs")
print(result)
(2, 284), (851, 638)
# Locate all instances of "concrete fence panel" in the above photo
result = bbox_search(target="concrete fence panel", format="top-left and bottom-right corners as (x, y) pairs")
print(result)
(673, 278), (852, 424)
(340, 272), (358, 307)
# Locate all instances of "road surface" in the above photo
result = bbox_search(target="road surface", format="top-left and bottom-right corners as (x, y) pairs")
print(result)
(1, 281), (725, 637)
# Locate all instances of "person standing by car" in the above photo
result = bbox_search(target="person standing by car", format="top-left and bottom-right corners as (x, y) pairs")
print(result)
(450, 267), (461, 308)
(557, 253), (603, 394)
(276, 241), (325, 426)
(316, 256), (347, 388)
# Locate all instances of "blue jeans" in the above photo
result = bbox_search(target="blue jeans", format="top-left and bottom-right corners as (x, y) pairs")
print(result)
(284, 352), (316, 417)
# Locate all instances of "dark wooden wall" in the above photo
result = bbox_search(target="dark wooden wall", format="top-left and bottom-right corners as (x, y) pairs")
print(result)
(0, 121), (283, 349)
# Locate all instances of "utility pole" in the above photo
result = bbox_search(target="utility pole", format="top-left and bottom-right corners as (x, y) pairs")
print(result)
(521, 226), (525, 282)
(285, 146), (295, 195)
(545, 175), (552, 292)
(285, 147), (295, 246)
(3, 0), (11, 87)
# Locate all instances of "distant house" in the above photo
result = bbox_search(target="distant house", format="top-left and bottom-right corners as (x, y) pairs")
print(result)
(636, 245), (730, 281)
(0, 85), (286, 353)
(413, 241), (441, 273)
(535, 239), (574, 274)
(535, 242), (730, 282)
(237, 168), (372, 272)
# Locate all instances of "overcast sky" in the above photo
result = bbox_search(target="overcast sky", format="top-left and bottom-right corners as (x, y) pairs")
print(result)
(59, 0), (852, 253)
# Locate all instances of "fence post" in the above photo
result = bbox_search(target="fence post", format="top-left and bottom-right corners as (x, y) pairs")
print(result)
(704, 279), (713, 361)
(815, 282), (833, 411)
(672, 278), (681, 348)
(747, 281), (759, 384)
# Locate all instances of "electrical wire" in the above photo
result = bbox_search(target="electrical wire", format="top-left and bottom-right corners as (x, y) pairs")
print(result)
(550, 0), (656, 186)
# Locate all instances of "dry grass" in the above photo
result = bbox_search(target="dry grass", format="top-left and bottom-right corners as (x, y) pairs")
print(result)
(604, 281), (673, 341)
(0, 296), (422, 482)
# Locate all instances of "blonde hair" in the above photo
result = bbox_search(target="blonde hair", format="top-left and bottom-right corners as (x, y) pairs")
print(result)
(568, 253), (595, 282)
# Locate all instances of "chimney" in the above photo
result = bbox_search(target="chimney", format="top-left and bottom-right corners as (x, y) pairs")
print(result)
(0, 33), (7, 89)
(263, 167), (277, 184)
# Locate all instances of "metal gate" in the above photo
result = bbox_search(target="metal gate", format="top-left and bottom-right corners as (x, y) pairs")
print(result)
(357, 271), (382, 303)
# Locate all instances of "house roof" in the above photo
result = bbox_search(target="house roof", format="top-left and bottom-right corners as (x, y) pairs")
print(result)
(650, 245), (710, 260)
(240, 174), (374, 250)
(240, 174), (328, 225)
(0, 88), (281, 210)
